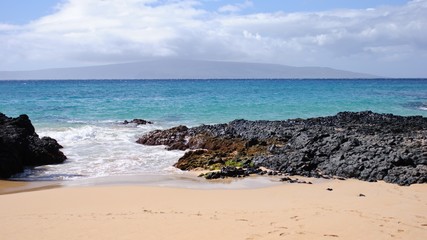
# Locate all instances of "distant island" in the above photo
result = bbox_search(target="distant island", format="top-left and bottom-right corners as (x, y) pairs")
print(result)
(0, 59), (378, 80)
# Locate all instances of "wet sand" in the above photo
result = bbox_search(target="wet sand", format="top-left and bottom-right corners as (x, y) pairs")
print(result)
(0, 180), (60, 195)
(0, 177), (426, 240)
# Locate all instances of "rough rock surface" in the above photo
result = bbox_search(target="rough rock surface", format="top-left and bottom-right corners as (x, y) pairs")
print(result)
(0, 113), (67, 178)
(137, 111), (427, 185)
(123, 119), (153, 125)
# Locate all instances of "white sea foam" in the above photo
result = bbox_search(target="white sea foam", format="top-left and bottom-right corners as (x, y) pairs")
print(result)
(15, 122), (185, 181)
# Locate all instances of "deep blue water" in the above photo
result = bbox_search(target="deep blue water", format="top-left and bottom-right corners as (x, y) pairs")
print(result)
(1, 79), (426, 180)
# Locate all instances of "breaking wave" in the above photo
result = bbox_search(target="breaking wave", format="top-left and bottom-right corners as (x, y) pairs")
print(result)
(13, 122), (184, 181)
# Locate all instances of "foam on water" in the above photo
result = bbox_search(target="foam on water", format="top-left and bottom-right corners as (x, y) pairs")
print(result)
(13, 122), (185, 181)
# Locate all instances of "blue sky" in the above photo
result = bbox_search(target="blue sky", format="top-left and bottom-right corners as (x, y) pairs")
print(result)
(0, 0), (426, 77)
(202, 0), (409, 13)
(0, 0), (410, 24)
(0, 0), (60, 24)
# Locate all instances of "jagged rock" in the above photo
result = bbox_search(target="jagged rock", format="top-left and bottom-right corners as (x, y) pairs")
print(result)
(123, 119), (153, 125)
(137, 111), (427, 186)
(280, 177), (312, 184)
(0, 113), (66, 178)
(202, 166), (260, 179)
(137, 125), (189, 150)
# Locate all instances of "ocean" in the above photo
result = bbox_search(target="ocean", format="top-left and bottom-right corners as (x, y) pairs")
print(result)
(1, 79), (426, 180)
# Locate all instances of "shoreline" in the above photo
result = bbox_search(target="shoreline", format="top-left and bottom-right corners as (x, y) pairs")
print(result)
(2, 111), (427, 185)
(1, 178), (426, 240)
(2, 170), (334, 195)
(0, 173), (286, 195)
(1, 166), (424, 194)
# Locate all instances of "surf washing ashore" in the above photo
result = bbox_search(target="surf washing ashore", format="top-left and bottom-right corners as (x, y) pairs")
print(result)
(1, 79), (427, 239)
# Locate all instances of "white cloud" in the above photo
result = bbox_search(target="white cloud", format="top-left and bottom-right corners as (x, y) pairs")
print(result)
(0, 0), (426, 77)
(0, 23), (18, 31)
(218, 0), (253, 13)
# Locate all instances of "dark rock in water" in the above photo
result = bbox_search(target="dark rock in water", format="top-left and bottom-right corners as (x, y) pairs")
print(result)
(123, 119), (153, 125)
(137, 125), (189, 150)
(137, 111), (427, 186)
(0, 113), (66, 178)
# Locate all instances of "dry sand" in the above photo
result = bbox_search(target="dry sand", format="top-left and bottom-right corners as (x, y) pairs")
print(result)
(0, 178), (426, 240)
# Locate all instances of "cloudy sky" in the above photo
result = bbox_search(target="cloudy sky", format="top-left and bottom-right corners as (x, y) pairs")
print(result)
(0, 0), (426, 77)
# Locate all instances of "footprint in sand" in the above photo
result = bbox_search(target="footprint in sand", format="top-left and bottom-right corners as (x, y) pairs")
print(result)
(246, 234), (262, 240)
(324, 234), (339, 238)
(236, 219), (249, 222)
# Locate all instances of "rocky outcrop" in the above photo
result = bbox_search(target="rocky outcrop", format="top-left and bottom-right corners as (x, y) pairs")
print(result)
(123, 119), (153, 125)
(0, 113), (67, 178)
(137, 111), (427, 186)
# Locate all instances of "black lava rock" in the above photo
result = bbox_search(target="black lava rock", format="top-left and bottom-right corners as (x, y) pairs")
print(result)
(123, 119), (153, 125)
(0, 113), (67, 178)
(139, 111), (427, 186)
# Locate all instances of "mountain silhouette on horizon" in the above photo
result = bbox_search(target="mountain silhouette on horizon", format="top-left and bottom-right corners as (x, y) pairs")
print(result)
(0, 59), (379, 80)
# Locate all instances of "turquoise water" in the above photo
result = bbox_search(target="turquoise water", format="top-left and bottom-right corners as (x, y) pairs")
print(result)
(1, 79), (426, 180)
(1, 79), (426, 126)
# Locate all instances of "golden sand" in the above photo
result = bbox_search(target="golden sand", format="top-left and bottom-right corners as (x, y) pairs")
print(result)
(0, 179), (426, 240)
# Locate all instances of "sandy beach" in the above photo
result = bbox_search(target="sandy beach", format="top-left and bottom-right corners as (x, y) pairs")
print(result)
(1, 178), (426, 240)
